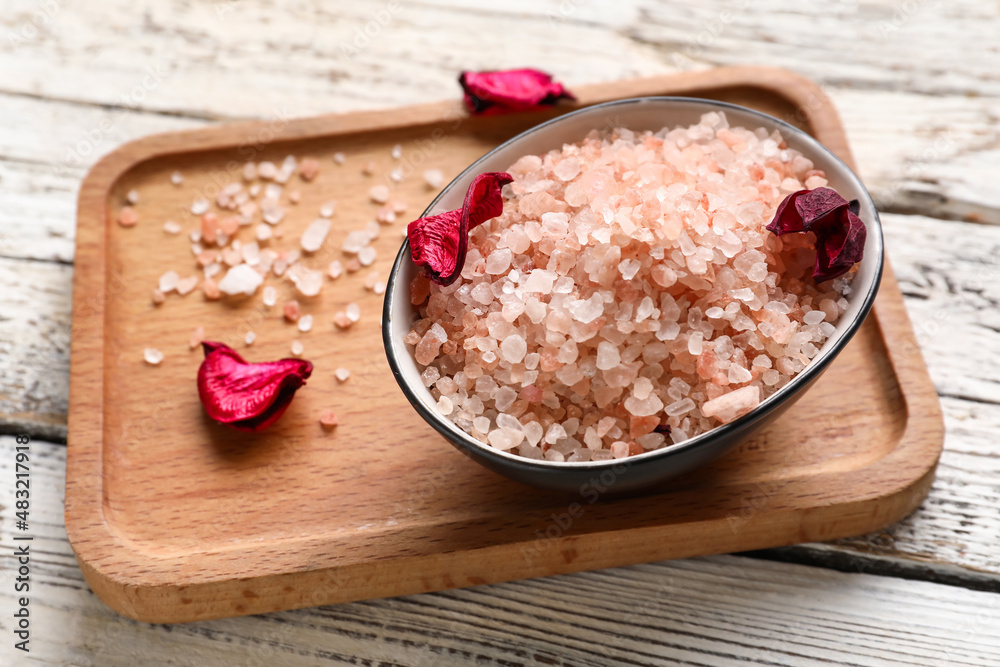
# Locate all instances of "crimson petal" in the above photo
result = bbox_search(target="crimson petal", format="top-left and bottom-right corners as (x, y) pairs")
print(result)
(459, 69), (575, 116)
(407, 171), (513, 286)
(813, 209), (867, 282)
(197, 341), (313, 432)
(766, 188), (867, 282)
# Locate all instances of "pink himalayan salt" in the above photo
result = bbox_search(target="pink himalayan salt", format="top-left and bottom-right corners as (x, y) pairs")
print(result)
(406, 115), (853, 461)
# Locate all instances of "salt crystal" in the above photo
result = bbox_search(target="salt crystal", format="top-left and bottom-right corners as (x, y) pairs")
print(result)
(151, 289), (165, 305)
(333, 152), (346, 165)
(358, 246), (377, 266)
(624, 393), (664, 417)
(688, 331), (704, 356)
(424, 169), (445, 189)
(176, 276), (198, 295)
(170, 171), (183, 186)
(255, 224), (272, 242)
(188, 326), (204, 350)
(619, 259), (641, 280)
(485, 249), (513, 275)
(544, 423), (567, 444)
(665, 398), (696, 417)
(702, 386), (760, 423)
(391, 144), (403, 160)
(500, 334), (527, 363)
(319, 200), (337, 218)
(290, 266), (324, 297)
(488, 428), (523, 451)
(436, 396), (454, 416)
(335, 367), (351, 382)
(494, 386), (518, 411)
(328, 261), (343, 279)
(298, 314), (314, 333)
(803, 309), (826, 325)
(473, 416), (490, 434)
(596, 342), (621, 371)
(191, 198), (210, 215)
(159, 270), (180, 293)
(217, 264), (263, 296)
(301, 218), (331, 252)
(143, 348), (163, 365)
(163, 220), (182, 234)
(369, 185), (390, 204)
(346, 303), (361, 322)
(390, 167), (403, 183)
(319, 411), (339, 429)
(522, 269), (556, 294)
(291, 340), (304, 356)
(245, 331), (256, 345)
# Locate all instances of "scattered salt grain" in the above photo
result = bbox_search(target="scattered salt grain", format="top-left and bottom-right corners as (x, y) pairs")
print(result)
(391, 144), (402, 160)
(346, 303), (361, 322)
(319, 200), (336, 218)
(191, 198), (210, 215)
(159, 270), (180, 293)
(297, 314), (313, 333)
(170, 171), (183, 186)
(298, 157), (320, 182)
(335, 367), (351, 382)
(300, 218), (331, 252)
(328, 260), (343, 279)
(143, 348), (163, 365)
(319, 411), (339, 429)
(118, 207), (139, 228)
(176, 276), (198, 295)
(126, 189), (140, 205)
(424, 169), (445, 189)
(358, 246), (377, 266)
(333, 152), (346, 165)
(188, 326), (204, 349)
(291, 340), (304, 356)
(163, 220), (182, 234)
(369, 185), (390, 204)
(245, 331), (256, 345)
(217, 264), (263, 296)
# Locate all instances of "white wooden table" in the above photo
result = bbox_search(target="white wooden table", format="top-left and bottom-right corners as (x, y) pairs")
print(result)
(2, 2), (999, 664)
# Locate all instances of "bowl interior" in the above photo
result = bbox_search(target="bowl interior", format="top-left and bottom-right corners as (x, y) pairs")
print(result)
(384, 97), (883, 467)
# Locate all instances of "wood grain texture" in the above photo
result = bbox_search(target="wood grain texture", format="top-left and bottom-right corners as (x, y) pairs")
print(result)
(63, 68), (942, 622)
(1, 0), (998, 658)
(4, 437), (1000, 666)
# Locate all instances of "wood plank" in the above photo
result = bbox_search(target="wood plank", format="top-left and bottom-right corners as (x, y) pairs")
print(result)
(3, 437), (1000, 666)
(0, 257), (71, 442)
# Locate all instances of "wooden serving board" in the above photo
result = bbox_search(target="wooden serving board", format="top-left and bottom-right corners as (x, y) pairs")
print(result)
(67, 66), (944, 623)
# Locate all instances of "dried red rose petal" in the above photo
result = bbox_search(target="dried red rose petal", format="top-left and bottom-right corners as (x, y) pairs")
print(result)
(459, 69), (575, 116)
(197, 341), (313, 432)
(766, 187), (866, 282)
(407, 171), (513, 285)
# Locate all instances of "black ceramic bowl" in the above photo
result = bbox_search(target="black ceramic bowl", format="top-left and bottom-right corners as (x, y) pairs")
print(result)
(382, 97), (883, 494)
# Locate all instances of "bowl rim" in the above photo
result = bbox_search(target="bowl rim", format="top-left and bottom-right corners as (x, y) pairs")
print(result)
(382, 95), (885, 471)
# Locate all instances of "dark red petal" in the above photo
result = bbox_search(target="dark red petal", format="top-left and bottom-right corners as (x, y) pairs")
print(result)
(813, 209), (867, 282)
(768, 188), (867, 283)
(197, 342), (313, 432)
(459, 69), (575, 116)
(797, 187), (851, 233)
(765, 189), (808, 235)
(407, 171), (513, 286)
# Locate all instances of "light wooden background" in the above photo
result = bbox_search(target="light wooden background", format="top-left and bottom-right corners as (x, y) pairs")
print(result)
(1, 1), (999, 665)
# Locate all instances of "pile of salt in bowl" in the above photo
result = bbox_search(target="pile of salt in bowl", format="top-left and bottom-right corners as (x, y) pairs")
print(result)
(405, 112), (854, 462)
